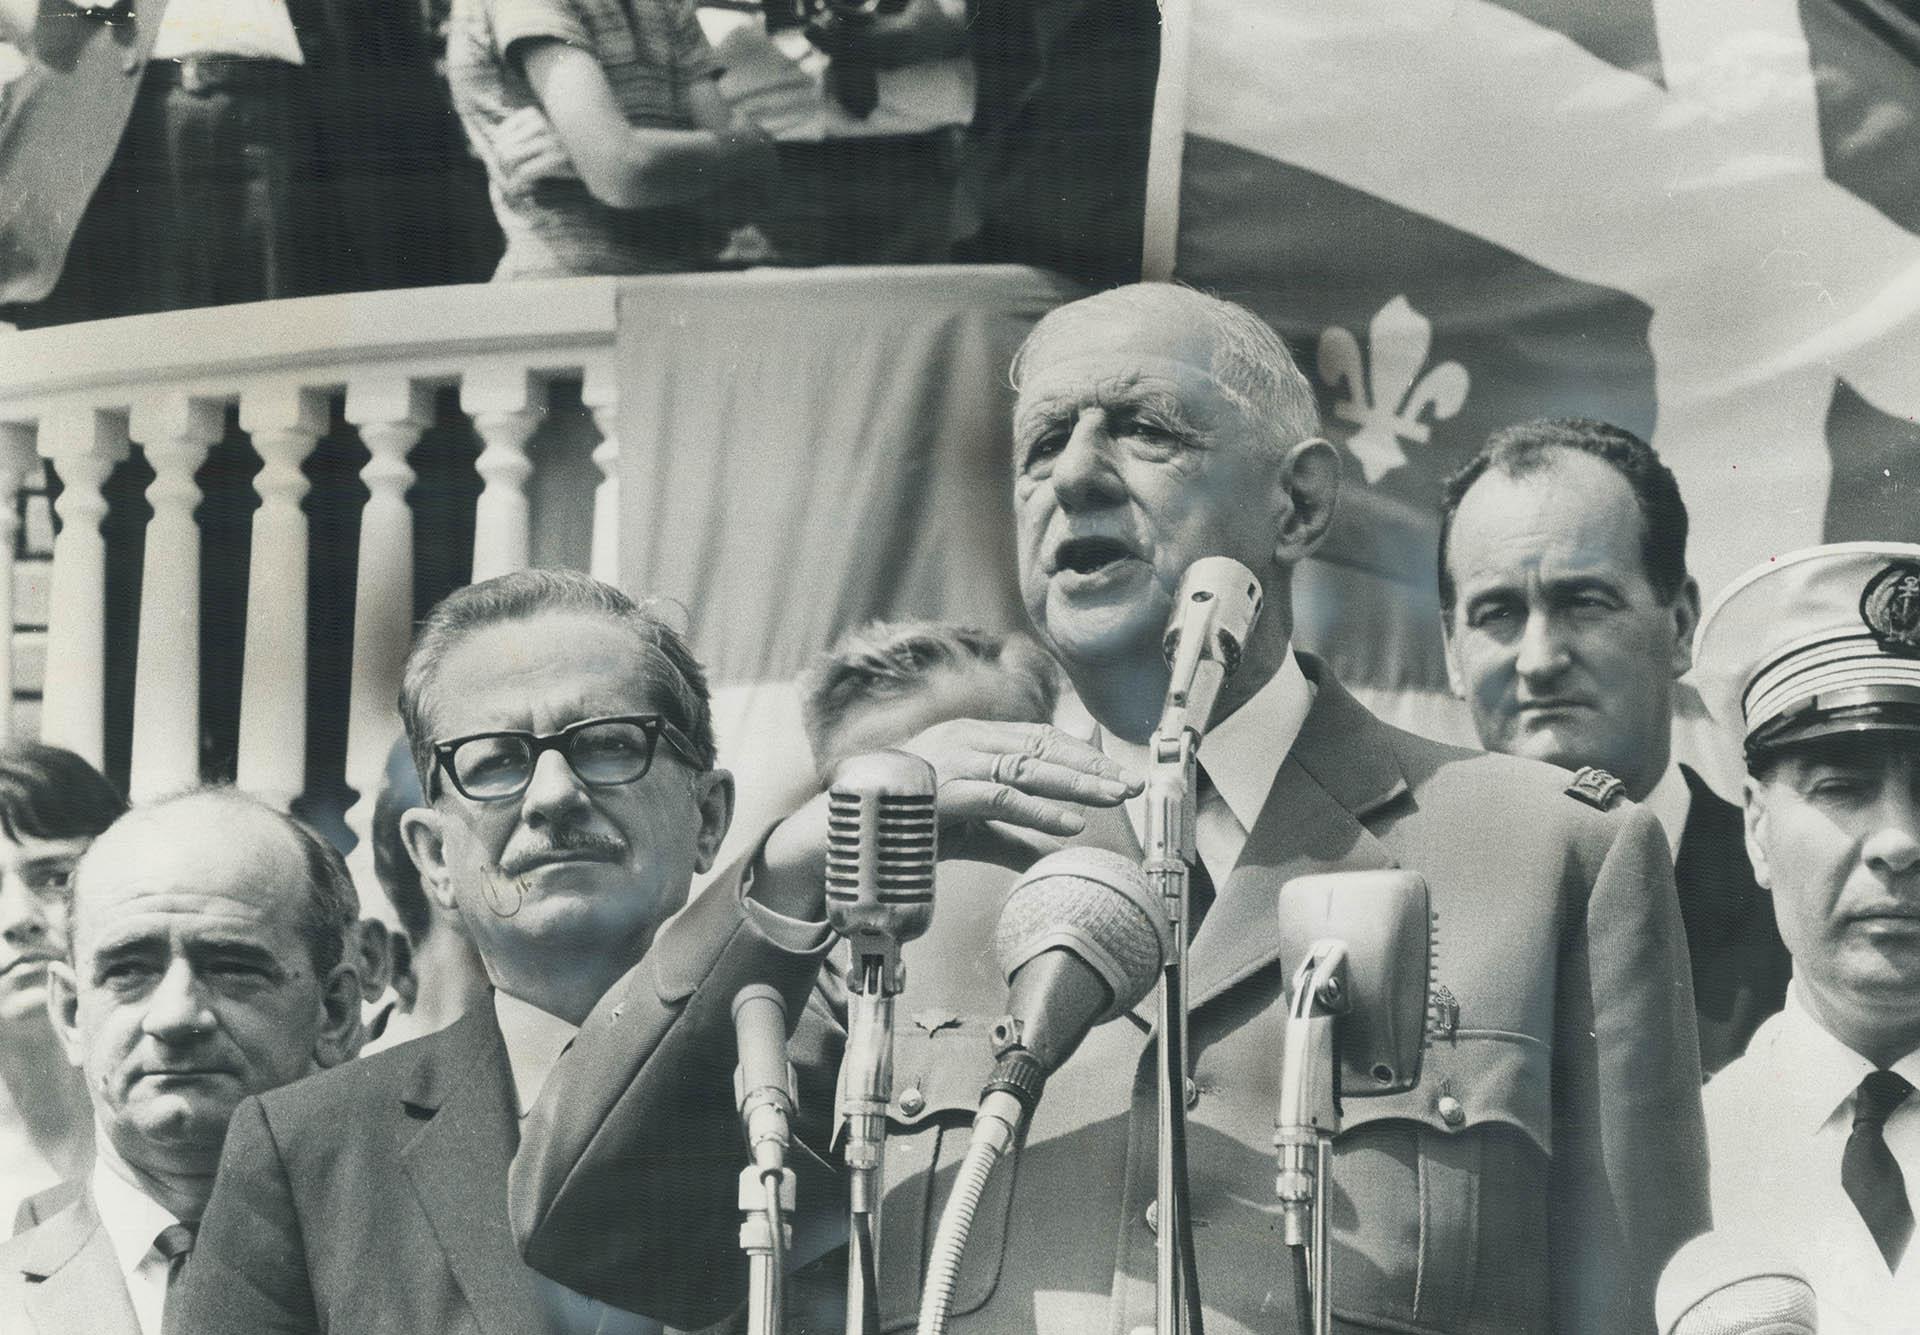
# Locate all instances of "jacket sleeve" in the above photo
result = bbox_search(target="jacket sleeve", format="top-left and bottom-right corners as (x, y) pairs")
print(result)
(164, 1095), (320, 1335)
(510, 840), (835, 1327)
(1551, 803), (1710, 1332)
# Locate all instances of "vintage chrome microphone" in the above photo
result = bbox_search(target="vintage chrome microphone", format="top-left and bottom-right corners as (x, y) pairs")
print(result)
(824, 749), (938, 1335)
(1272, 870), (1432, 1335)
(1145, 555), (1263, 1335)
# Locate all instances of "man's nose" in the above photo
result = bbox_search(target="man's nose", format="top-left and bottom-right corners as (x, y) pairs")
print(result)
(520, 746), (592, 825)
(143, 957), (215, 1041)
(1863, 790), (1920, 877)
(1514, 611), (1571, 682)
(0, 877), (49, 950)
(1050, 413), (1126, 510)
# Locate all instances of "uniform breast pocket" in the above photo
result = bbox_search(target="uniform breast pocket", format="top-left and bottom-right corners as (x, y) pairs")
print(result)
(873, 1015), (1015, 1333)
(1330, 1032), (1555, 1334)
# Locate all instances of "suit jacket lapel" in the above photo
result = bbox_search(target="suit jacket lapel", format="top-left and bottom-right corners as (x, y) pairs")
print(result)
(18, 1194), (141, 1335)
(400, 1006), (552, 1335)
(1185, 660), (1406, 1013)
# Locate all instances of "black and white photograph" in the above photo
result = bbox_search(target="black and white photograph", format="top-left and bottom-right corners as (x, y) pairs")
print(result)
(1, 1), (1917, 1332)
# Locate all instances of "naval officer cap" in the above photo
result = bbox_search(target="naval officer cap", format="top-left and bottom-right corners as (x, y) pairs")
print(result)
(1695, 542), (1920, 760)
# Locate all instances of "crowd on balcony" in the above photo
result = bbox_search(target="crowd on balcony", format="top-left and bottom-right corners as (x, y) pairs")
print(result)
(0, 0), (1158, 329)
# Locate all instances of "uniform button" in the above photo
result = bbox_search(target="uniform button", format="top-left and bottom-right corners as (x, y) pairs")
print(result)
(1436, 1095), (1465, 1128)
(898, 1087), (926, 1116)
(1144, 1201), (1158, 1234)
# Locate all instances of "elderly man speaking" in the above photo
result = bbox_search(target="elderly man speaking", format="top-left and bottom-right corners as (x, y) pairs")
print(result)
(513, 284), (1710, 1334)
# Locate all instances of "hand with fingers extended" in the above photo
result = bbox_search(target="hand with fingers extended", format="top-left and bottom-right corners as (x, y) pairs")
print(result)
(751, 719), (1142, 920)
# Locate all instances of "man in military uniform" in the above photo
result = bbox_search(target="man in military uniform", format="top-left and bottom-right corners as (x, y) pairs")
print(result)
(511, 284), (1709, 1333)
(1694, 542), (1920, 1334)
(1438, 418), (1791, 1075)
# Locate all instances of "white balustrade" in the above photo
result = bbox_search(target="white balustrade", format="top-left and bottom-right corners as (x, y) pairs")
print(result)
(583, 357), (621, 585)
(0, 277), (618, 856)
(236, 385), (329, 811)
(127, 394), (225, 802)
(0, 425), (39, 746)
(462, 364), (545, 584)
(35, 408), (130, 769)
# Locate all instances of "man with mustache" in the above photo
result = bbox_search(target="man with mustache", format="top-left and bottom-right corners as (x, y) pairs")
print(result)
(1438, 418), (1791, 1075)
(1693, 542), (1920, 1334)
(172, 569), (831, 1334)
(514, 284), (1710, 1332)
(0, 788), (362, 1334)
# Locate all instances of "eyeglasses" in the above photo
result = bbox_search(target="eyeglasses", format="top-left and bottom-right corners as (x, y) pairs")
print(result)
(430, 714), (702, 803)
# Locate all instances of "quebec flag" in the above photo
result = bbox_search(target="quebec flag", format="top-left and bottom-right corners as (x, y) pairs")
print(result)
(1153, 0), (1920, 771)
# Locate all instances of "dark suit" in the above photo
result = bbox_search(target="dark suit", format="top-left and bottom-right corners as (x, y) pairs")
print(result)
(515, 657), (1712, 1333)
(1674, 764), (1792, 1077)
(168, 876), (827, 1335)
(0, 1191), (141, 1335)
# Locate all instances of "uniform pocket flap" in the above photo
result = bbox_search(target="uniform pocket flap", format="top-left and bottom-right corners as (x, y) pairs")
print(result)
(886, 1013), (1000, 1127)
(1340, 1030), (1552, 1156)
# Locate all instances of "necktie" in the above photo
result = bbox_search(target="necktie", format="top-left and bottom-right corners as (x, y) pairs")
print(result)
(1188, 764), (1232, 933)
(1843, 1069), (1914, 1271)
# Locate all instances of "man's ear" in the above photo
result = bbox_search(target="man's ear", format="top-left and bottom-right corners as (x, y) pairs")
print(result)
(1273, 437), (1342, 566)
(399, 807), (458, 913)
(691, 768), (737, 874)
(314, 958), (365, 1069)
(45, 959), (85, 1070)
(353, 919), (395, 1004)
(1742, 776), (1772, 891)
(1669, 576), (1703, 679)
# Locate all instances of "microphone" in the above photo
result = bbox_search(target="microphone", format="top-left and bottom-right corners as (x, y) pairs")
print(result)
(822, 749), (937, 1335)
(917, 849), (1170, 1335)
(1159, 555), (1264, 737)
(1274, 870), (1432, 1096)
(1658, 1231), (1818, 1335)
(824, 748), (938, 986)
(989, 846), (1173, 1095)
(732, 984), (794, 1174)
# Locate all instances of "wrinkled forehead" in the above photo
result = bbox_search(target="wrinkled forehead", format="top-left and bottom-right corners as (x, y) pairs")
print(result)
(425, 611), (680, 735)
(1018, 307), (1224, 402)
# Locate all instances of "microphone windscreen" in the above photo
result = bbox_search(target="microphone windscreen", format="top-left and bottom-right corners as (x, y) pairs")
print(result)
(825, 749), (937, 945)
(1658, 1231), (1818, 1335)
(993, 847), (1170, 1023)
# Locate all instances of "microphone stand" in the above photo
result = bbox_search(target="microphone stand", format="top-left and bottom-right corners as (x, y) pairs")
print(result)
(1275, 944), (1348, 1335)
(740, 1162), (795, 1335)
(1144, 724), (1204, 1335)
(842, 950), (898, 1335)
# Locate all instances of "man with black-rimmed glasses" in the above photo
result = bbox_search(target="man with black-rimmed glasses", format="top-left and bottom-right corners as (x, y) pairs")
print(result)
(171, 569), (833, 1335)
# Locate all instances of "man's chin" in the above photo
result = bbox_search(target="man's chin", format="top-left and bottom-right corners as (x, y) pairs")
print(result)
(1037, 588), (1168, 675)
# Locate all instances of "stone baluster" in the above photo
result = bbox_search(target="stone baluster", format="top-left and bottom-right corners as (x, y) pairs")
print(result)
(235, 385), (329, 811)
(583, 358), (621, 586)
(462, 366), (543, 583)
(126, 395), (224, 802)
(35, 409), (129, 769)
(0, 426), (41, 745)
(341, 378), (432, 846)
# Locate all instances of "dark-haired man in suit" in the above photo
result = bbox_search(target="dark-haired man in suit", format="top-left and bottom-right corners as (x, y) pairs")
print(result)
(1438, 417), (1792, 1075)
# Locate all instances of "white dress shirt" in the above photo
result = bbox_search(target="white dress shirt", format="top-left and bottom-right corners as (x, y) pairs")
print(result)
(151, 0), (304, 64)
(492, 991), (666, 1335)
(1704, 985), (1920, 1334)
(1103, 647), (1316, 887)
(1642, 758), (1691, 869)
(89, 1157), (182, 1335)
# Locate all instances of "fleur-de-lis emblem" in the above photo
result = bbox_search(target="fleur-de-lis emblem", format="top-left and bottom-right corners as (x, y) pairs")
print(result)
(1317, 296), (1470, 484)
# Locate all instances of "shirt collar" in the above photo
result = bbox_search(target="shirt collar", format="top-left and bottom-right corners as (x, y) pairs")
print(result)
(89, 1156), (180, 1285)
(1771, 984), (1920, 1133)
(1642, 759), (1691, 867)
(1106, 646), (1315, 838)
(492, 990), (581, 1117)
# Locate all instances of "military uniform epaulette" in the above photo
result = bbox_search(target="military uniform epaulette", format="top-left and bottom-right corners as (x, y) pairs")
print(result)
(1564, 766), (1628, 811)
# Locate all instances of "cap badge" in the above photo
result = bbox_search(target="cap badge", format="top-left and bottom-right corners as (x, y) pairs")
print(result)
(1861, 562), (1920, 655)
